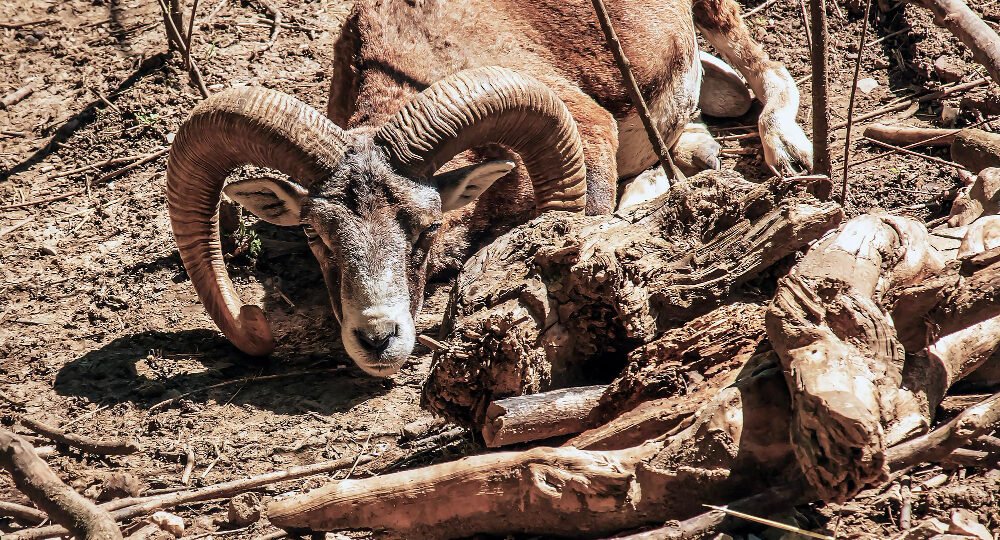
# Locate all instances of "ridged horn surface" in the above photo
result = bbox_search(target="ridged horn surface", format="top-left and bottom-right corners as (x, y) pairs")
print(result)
(167, 87), (350, 356)
(374, 66), (588, 213)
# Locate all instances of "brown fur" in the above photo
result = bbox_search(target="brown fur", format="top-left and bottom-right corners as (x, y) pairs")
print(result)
(328, 0), (795, 277)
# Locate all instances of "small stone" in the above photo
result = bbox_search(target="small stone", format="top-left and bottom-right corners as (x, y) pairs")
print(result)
(97, 472), (145, 501)
(150, 511), (184, 537)
(39, 242), (58, 256)
(856, 78), (879, 95)
(934, 56), (966, 84)
(948, 508), (992, 540)
(941, 103), (961, 127)
(227, 492), (261, 526)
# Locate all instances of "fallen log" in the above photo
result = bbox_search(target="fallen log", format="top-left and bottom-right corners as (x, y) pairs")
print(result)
(863, 124), (958, 147)
(20, 417), (141, 456)
(270, 361), (798, 539)
(952, 129), (1000, 173)
(423, 171), (841, 426)
(0, 430), (123, 540)
(482, 385), (607, 447)
(912, 0), (1000, 85)
(767, 214), (945, 501)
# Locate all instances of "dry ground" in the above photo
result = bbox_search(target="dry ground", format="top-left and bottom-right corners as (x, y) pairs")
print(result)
(1, 0), (999, 538)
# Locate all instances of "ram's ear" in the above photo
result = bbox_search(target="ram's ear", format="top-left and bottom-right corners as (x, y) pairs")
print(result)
(433, 160), (515, 211)
(223, 177), (309, 226)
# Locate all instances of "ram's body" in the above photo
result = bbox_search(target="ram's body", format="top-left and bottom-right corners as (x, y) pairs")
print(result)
(166, 0), (811, 375)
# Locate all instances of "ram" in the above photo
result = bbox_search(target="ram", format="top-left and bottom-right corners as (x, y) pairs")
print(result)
(166, 0), (813, 377)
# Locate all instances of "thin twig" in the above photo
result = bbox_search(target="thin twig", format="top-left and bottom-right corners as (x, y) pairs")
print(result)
(184, 0), (201, 70)
(830, 77), (988, 130)
(0, 190), (85, 211)
(149, 368), (349, 411)
(704, 504), (833, 539)
(0, 19), (56, 29)
(840, 0), (875, 204)
(845, 115), (994, 168)
(744, 0), (781, 18)
(862, 136), (969, 170)
(95, 147), (169, 183)
(798, 0), (813, 46)
(0, 215), (35, 239)
(590, 0), (681, 180)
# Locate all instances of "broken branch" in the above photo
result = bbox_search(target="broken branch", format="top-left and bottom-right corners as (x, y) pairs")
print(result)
(0, 430), (123, 540)
(20, 417), (140, 456)
(482, 385), (607, 447)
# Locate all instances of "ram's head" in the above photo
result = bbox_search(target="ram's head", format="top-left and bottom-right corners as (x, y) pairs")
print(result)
(167, 67), (587, 376)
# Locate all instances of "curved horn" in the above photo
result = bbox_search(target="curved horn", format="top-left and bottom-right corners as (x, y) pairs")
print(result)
(374, 66), (587, 213)
(167, 87), (351, 356)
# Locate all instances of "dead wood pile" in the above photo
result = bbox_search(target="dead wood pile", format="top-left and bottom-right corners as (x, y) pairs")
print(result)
(266, 164), (1000, 538)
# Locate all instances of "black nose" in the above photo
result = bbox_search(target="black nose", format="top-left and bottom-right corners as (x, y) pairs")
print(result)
(355, 326), (398, 354)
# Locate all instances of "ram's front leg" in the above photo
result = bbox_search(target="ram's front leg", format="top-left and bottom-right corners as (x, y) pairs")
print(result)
(693, 0), (813, 176)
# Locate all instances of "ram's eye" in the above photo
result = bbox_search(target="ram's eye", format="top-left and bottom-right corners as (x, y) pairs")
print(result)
(302, 224), (320, 241)
(414, 222), (441, 250)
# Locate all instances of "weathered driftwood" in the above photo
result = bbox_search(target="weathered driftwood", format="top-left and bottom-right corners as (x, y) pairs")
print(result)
(767, 215), (946, 501)
(912, 0), (1000, 85)
(0, 430), (123, 540)
(952, 129), (1000, 173)
(423, 171), (841, 426)
(482, 384), (607, 447)
(270, 360), (798, 539)
(947, 168), (1000, 227)
(863, 124), (958, 147)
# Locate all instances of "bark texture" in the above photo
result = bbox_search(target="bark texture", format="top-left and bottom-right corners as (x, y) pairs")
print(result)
(952, 129), (1000, 173)
(423, 171), (842, 425)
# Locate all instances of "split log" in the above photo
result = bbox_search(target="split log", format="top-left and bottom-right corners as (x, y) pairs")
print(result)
(767, 215), (945, 501)
(912, 0), (1000, 85)
(423, 171), (841, 426)
(952, 129), (1000, 173)
(483, 385), (607, 447)
(591, 300), (769, 424)
(270, 360), (799, 539)
(0, 430), (123, 540)
(863, 124), (958, 147)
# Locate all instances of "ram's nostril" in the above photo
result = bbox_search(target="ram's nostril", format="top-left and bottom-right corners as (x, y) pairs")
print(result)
(355, 328), (395, 354)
